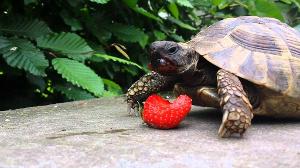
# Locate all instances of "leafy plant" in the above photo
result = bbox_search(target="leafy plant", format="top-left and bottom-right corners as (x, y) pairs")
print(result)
(0, 0), (300, 109)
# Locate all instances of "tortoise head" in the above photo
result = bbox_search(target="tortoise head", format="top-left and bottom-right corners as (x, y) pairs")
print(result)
(149, 41), (198, 75)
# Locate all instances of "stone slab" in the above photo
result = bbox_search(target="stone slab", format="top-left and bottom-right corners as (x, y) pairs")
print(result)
(0, 97), (300, 168)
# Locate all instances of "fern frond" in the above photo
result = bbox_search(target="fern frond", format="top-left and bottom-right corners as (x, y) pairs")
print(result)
(93, 53), (146, 71)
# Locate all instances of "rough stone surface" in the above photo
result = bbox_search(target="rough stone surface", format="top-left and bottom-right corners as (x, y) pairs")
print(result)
(0, 97), (300, 168)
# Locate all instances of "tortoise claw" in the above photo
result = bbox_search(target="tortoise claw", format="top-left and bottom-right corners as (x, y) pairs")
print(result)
(127, 99), (143, 117)
(127, 103), (134, 116)
(218, 109), (251, 138)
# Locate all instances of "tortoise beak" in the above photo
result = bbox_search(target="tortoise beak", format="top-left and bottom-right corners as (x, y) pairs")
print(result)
(149, 51), (177, 74)
(149, 42), (160, 70)
(149, 51), (167, 70)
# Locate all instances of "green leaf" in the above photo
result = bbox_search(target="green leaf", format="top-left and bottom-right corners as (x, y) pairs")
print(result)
(88, 42), (106, 54)
(60, 10), (83, 31)
(247, 0), (285, 21)
(176, 0), (193, 8)
(86, 21), (112, 43)
(294, 24), (300, 31)
(170, 34), (185, 42)
(132, 6), (163, 22)
(291, 0), (300, 9)
(212, 0), (222, 6)
(87, 43), (106, 62)
(168, 2), (179, 19)
(89, 0), (111, 4)
(139, 33), (149, 48)
(154, 30), (167, 40)
(0, 36), (48, 76)
(37, 32), (93, 61)
(102, 91), (119, 97)
(123, 0), (161, 22)
(103, 78), (122, 95)
(93, 53), (145, 70)
(0, 16), (52, 39)
(158, 8), (169, 19)
(122, 0), (139, 8)
(55, 84), (95, 100)
(52, 58), (104, 96)
(212, 0), (230, 9)
(218, 0), (230, 9)
(110, 23), (149, 48)
(84, 15), (114, 43)
(281, 0), (292, 4)
(167, 16), (196, 30)
(124, 66), (140, 76)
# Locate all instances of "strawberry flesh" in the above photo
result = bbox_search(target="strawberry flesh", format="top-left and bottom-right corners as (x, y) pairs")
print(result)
(142, 94), (192, 129)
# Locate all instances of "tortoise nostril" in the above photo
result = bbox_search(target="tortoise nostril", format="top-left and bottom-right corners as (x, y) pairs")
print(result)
(159, 58), (166, 65)
(150, 41), (164, 53)
(150, 43), (158, 53)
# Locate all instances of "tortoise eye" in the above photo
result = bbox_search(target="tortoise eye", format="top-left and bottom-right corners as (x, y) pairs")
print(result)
(168, 46), (178, 54)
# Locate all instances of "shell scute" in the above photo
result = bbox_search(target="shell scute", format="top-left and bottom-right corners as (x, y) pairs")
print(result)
(229, 28), (282, 55)
(239, 52), (266, 82)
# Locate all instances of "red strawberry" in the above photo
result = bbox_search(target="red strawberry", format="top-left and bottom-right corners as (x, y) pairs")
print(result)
(142, 94), (192, 129)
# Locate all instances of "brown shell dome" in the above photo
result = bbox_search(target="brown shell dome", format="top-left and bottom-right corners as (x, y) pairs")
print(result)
(188, 16), (300, 99)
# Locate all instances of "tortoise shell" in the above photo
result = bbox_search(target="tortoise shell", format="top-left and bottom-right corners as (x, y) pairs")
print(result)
(185, 16), (300, 117)
(188, 16), (300, 99)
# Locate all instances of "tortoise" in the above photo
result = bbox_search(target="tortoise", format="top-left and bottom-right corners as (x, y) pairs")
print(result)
(126, 16), (300, 138)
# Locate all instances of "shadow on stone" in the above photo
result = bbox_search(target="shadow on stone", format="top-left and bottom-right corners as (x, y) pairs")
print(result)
(189, 106), (300, 125)
(252, 115), (300, 124)
(188, 107), (222, 122)
(140, 121), (191, 130)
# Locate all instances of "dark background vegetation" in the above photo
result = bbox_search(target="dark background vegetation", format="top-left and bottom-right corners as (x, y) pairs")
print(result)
(0, 0), (300, 110)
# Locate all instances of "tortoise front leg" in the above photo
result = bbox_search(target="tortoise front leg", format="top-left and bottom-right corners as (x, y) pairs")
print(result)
(126, 71), (175, 115)
(217, 69), (253, 138)
(173, 84), (220, 108)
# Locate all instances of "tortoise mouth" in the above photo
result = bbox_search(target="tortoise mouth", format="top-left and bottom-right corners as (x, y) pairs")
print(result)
(149, 58), (178, 74)
(149, 52), (178, 74)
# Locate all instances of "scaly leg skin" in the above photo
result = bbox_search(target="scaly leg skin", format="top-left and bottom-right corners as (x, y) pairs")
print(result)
(126, 71), (175, 116)
(217, 69), (253, 138)
(173, 83), (220, 108)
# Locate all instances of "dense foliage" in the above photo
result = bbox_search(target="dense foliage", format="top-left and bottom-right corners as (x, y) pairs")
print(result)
(1, 0), (300, 109)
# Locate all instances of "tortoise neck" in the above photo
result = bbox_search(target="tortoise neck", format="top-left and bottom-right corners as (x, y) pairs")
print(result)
(194, 54), (218, 86)
(179, 49), (199, 75)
